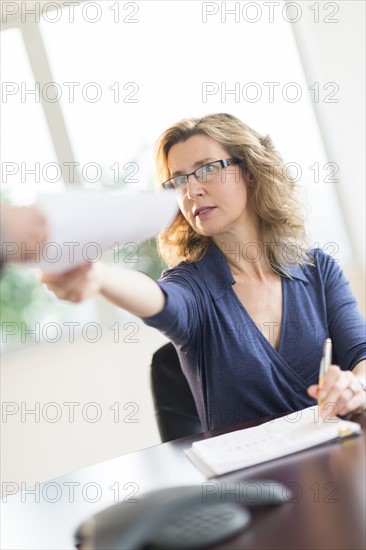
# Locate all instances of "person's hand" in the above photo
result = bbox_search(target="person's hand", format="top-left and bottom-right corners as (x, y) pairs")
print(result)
(42, 262), (102, 302)
(307, 366), (366, 418)
(1, 204), (48, 263)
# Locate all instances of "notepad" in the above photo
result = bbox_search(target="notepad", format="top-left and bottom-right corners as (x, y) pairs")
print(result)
(186, 406), (362, 476)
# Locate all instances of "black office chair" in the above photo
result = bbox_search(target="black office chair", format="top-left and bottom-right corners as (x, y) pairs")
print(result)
(150, 342), (203, 442)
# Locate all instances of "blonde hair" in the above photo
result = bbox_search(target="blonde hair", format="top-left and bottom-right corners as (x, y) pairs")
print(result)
(154, 113), (310, 273)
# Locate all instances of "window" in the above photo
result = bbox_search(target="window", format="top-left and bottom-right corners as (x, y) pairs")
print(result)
(1, 0), (355, 350)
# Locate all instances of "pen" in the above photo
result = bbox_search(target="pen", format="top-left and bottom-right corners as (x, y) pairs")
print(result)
(318, 338), (332, 410)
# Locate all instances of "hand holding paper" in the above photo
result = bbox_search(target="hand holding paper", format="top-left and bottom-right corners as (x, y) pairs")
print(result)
(39, 188), (177, 315)
(1, 204), (48, 264)
(42, 263), (100, 303)
(30, 188), (178, 274)
(42, 259), (167, 317)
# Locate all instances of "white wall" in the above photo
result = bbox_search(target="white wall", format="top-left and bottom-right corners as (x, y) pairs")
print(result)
(290, 1), (365, 276)
(1, 312), (167, 495)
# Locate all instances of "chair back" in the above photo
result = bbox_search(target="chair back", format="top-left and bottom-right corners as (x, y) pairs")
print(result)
(150, 342), (203, 442)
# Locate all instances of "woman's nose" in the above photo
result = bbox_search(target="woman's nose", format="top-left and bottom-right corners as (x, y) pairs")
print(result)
(186, 176), (205, 199)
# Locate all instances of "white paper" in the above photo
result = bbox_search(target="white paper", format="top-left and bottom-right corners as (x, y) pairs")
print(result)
(28, 189), (178, 273)
(188, 406), (362, 476)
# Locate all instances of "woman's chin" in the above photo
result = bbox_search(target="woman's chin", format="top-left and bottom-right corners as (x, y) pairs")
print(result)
(193, 227), (216, 238)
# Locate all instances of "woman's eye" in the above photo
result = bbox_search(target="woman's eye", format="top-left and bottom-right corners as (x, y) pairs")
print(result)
(175, 177), (187, 187)
(202, 163), (217, 174)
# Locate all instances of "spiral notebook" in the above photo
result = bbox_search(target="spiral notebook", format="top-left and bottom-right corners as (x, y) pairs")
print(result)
(186, 406), (362, 477)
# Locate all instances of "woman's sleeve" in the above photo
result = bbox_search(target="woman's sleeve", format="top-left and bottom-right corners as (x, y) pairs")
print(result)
(318, 250), (366, 370)
(141, 266), (203, 348)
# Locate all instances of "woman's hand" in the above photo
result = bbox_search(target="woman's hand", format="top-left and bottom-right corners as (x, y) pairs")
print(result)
(42, 262), (102, 302)
(307, 365), (366, 417)
(42, 262), (166, 317)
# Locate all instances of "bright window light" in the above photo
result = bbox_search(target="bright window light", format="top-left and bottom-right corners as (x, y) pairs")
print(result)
(38, 0), (351, 262)
(1, 27), (61, 202)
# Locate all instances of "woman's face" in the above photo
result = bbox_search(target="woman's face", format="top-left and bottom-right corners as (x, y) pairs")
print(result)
(167, 134), (254, 238)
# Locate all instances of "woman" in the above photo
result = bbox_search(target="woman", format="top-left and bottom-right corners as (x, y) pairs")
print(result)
(43, 113), (366, 430)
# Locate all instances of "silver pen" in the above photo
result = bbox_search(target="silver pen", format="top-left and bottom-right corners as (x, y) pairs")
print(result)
(318, 338), (332, 408)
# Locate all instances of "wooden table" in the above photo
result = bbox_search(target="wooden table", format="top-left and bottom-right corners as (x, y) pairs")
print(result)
(1, 412), (365, 549)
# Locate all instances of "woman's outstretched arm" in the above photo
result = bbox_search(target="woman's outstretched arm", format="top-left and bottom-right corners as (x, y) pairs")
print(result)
(42, 262), (166, 318)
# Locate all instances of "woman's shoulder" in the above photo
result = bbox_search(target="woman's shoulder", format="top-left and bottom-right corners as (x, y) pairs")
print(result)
(304, 246), (344, 282)
(160, 259), (198, 277)
(159, 244), (220, 280)
(308, 246), (339, 267)
(158, 259), (201, 289)
(158, 244), (232, 298)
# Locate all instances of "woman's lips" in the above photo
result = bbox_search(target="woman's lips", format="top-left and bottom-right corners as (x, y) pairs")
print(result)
(195, 207), (216, 219)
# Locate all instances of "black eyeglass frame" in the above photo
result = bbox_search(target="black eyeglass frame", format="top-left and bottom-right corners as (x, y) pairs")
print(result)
(161, 158), (239, 191)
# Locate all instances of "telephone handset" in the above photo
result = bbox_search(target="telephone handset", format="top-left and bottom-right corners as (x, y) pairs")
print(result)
(75, 480), (291, 549)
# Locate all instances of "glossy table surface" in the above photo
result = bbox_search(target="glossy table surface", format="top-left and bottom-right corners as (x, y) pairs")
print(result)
(2, 412), (365, 549)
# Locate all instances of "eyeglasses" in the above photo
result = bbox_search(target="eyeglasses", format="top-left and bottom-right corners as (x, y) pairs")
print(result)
(162, 158), (239, 191)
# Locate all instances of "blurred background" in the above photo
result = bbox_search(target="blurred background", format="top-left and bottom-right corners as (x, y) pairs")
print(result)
(1, 0), (365, 492)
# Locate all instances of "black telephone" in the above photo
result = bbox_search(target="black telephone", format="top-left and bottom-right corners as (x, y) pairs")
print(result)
(75, 480), (291, 549)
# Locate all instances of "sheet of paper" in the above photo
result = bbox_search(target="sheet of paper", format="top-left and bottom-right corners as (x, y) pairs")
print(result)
(27, 189), (178, 273)
(187, 406), (362, 476)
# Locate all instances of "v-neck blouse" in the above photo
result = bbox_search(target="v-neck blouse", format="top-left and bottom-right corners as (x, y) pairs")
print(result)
(143, 243), (366, 431)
